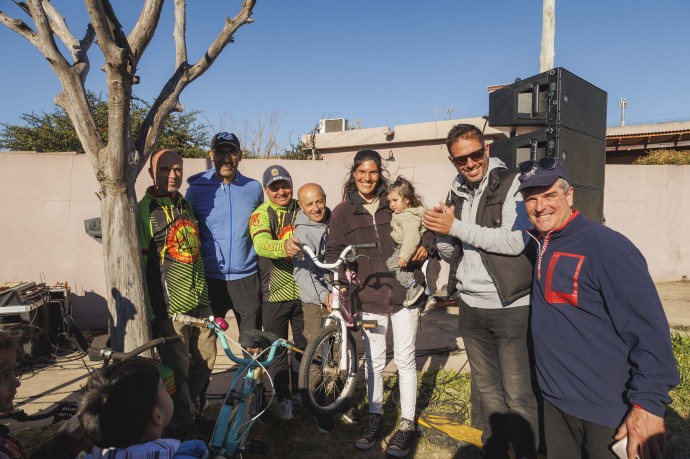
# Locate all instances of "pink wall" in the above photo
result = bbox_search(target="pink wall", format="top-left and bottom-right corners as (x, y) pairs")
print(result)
(1, 152), (687, 327)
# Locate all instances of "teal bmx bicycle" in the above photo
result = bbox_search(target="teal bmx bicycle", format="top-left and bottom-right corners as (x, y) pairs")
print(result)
(172, 313), (297, 458)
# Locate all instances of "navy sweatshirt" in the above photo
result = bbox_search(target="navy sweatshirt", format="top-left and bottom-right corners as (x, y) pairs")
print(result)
(529, 212), (679, 428)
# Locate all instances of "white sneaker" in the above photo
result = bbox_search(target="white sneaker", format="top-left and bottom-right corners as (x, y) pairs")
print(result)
(279, 398), (294, 420)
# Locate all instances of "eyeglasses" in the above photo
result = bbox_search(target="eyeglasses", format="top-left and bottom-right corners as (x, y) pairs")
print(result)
(214, 149), (240, 158)
(449, 146), (485, 167)
(518, 157), (558, 174)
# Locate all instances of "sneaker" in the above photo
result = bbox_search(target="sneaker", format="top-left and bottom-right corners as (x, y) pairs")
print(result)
(340, 406), (361, 425)
(386, 418), (416, 457)
(403, 284), (425, 307)
(355, 413), (383, 450)
(315, 415), (336, 434)
(420, 296), (438, 315)
(278, 398), (294, 420)
(290, 391), (303, 407)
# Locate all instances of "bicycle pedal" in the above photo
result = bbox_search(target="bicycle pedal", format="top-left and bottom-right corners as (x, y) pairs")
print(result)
(246, 438), (268, 455)
(361, 320), (378, 329)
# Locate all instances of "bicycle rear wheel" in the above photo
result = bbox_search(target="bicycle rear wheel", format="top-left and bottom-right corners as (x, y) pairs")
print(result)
(298, 323), (358, 417)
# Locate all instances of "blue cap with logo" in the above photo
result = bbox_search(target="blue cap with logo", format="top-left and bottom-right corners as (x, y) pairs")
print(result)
(517, 160), (571, 192)
(211, 132), (241, 151)
(262, 165), (292, 187)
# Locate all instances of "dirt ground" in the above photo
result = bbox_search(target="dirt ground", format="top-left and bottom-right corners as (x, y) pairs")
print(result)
(5, 281), (690, 457)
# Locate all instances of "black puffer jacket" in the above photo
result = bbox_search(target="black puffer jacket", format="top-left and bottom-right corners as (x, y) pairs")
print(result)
(324, 187), (405, 313)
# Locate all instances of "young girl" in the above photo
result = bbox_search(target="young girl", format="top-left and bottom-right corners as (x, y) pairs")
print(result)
(386, 176), (427, 307)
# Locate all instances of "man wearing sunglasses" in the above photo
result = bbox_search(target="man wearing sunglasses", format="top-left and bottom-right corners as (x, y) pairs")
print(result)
(519, 162), (678, 459)
(423, 124), (538, 458)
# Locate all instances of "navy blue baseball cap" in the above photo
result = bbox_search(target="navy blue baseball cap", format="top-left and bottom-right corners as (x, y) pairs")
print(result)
(211, 132), (241, 151)
(262, 165), (292, 187)
(517, 159), (571, 191)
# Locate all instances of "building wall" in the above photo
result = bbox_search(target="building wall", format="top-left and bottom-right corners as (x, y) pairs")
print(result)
(1, 152), (687, 326)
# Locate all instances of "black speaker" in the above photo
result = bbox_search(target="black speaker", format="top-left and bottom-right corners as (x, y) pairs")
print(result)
(571, 186), (604, 225)
(490, 126), (605, 189)
(489, 67), (607, 140)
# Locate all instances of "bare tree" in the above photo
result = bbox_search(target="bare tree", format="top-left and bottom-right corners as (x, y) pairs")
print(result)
(240, 112), (282, 158)
(0, 1), (257, 351)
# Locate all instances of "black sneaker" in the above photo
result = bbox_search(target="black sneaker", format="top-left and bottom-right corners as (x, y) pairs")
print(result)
(386, 418), (415, 457)
(355, 413), (383, 450)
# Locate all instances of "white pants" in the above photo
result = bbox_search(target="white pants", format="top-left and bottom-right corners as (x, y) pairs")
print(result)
(361, 306), (419, 421)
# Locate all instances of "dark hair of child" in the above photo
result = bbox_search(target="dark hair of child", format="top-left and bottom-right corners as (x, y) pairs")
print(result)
(77, 357), (161, 448)
(0, 331), (21, 360)
(388, 176), (423, 208)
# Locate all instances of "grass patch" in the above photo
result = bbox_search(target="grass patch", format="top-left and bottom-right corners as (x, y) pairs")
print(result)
(219, 367), (472, 459)
(666, 333), (690, 457)
(11, 338), (690, 458)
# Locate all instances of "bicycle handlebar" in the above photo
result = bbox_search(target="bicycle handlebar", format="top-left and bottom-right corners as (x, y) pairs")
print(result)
(172, 313), (294, 367)
(62, 313), (182, 360)
(301, 243), (375, 270)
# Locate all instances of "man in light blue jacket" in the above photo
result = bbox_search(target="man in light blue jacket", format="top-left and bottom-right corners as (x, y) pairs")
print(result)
(185, 132), (264, 333)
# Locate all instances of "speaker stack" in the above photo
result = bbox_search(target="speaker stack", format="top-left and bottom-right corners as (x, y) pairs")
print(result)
(488, 67), (607, 223)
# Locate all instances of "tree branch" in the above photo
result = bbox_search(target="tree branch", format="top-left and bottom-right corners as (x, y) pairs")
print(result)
(0, 10), (39, 46)
(84, 0), (121, 65)
(173, 0), (187, 68)
(127, 0), (163, 67)
(187, 0), (255, 81)
(17, 1), (104, 162)
(134, 0), (256, 171)
(11, 1), (94, 82)
(42, 1), (95, 83)
(40, 0), (79, 57)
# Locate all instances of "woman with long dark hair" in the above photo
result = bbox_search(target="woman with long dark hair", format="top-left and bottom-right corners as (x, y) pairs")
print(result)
(324, 149), (424, 457)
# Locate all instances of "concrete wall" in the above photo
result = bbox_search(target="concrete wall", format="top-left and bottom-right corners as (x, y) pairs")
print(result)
(1, 152), (687, 326)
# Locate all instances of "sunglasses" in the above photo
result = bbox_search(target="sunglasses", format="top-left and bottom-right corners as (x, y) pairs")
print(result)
(449, 146), (485, 167)
(518, 157), (558, 174)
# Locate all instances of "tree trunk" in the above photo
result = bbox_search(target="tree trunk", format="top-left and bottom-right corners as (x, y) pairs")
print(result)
(99, 165), (150, 352)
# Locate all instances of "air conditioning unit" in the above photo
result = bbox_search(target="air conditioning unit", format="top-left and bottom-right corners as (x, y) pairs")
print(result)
(319, 118), (346, 134)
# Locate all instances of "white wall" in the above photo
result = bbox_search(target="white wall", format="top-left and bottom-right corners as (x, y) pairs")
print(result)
(1, 152), (687, 326)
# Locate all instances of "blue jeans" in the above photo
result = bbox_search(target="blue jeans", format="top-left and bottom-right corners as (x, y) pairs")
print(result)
(458, 301), (539, 459)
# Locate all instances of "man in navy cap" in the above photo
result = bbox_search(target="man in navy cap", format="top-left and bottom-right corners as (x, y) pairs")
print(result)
(249, 165), (305, 420)
(519, 159), (679, 459)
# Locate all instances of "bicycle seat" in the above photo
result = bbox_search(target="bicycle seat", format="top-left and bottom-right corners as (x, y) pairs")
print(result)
(239, 329), (279, 351)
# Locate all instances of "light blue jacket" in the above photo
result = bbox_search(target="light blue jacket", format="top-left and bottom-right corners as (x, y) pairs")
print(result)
(185, 169), (263, 281)
(85, 438), (208, 459)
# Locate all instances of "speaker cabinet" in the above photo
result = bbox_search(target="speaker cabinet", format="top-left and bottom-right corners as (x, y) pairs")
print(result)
(571, 186), (604, 225)
(490, 126), (605, 190)
(489, 67), (607, 140)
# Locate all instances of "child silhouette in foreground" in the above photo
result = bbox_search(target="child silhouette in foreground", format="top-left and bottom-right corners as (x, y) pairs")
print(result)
(0, 331), (26, 459)
(386, 176), (428, 306)
(77, 357), (208, 459)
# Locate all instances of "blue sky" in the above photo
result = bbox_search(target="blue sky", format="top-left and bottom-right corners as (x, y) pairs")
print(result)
(1, 0), (689, 151)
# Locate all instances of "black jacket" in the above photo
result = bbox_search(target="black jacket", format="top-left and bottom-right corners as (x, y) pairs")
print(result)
(446, 169), (534, 303)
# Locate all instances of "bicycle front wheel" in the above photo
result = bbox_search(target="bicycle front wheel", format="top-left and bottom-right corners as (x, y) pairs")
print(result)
(298, 323), (358, 416)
